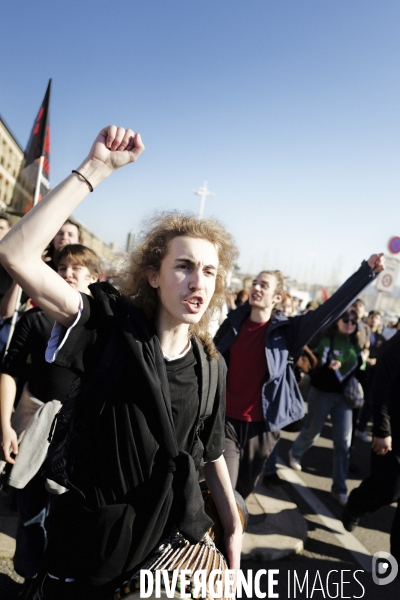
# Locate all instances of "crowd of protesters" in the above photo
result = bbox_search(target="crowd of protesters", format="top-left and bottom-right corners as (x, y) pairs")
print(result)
(0, 124), (398, 599)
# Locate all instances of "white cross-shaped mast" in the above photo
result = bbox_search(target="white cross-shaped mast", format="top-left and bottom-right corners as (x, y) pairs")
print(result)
(193, 180), (215, 218)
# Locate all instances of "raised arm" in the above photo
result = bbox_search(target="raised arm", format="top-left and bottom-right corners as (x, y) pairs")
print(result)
(0, 126), (144, 327)
(285, 254), (384, 359)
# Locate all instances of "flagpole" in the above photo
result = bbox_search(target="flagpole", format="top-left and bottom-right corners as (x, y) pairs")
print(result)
(32, 155), (45, 208)
(4, 156), (45, 356)
(2, 79), (51, 360)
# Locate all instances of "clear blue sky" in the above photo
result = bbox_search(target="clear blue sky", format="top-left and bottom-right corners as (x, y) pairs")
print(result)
(1, 0), (399, 284)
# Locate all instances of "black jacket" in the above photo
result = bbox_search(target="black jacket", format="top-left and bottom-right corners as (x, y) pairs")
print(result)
(372, 330), (400, 442)
(46, 282), (226, 585)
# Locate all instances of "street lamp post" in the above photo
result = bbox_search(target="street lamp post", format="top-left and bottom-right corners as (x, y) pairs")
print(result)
(193, 180), (215, 218)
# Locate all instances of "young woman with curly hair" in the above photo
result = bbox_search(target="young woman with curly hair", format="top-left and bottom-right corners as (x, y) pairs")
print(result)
(122, 211), (238, 358)
(0, 126), (241, 600)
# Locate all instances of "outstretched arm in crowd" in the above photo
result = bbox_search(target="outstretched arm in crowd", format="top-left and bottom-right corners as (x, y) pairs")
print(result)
(286, 254), (385, 359)
(0, 127), (144, 327)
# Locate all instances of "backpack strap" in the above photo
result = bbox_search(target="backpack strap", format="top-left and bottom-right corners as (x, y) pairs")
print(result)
(205, 357), (218, 420)
(195, 341), (218, 432)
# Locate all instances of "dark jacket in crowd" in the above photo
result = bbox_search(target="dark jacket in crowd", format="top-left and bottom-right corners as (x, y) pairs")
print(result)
(368, 330), (386, 362)
(371, 330), (400, 442)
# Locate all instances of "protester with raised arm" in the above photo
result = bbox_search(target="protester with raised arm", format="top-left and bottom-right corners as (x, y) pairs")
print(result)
(0, 126), (242, 600)
(215, 255), (384, 500)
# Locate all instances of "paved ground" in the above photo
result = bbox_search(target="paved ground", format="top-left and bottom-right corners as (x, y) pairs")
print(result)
(265, 425), (400, 600)
(1, 414), (399, 599)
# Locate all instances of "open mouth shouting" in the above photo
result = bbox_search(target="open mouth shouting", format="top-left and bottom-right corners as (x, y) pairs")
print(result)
(251, 292), (262, 302)
(183, 295), (204, 313)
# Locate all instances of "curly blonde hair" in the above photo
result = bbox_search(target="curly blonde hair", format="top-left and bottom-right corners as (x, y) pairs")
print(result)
(122, 211), (239, 358)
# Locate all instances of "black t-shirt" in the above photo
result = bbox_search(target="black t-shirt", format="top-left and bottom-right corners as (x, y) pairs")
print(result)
(166, 349), (200, 456)
(2, 307), (77, 403)
(165, 347), (224, 462)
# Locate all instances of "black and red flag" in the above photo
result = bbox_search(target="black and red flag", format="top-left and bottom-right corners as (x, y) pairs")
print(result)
(7, 79), (52, 216)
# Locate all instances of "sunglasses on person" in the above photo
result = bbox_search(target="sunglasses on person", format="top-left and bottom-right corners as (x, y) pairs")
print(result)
(341, 317), (357, 325)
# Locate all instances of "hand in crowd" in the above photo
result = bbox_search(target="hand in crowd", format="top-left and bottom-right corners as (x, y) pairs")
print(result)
(367, 253), (385, 274)
(87, 125), (145, 172)
(329, 360), (342, 370)
(223, 528), (242, 593)
(371, 435), (392, 455)
(1, 426), (18, 464)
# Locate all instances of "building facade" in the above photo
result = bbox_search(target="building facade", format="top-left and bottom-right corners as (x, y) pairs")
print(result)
(0, 115), (24, 210)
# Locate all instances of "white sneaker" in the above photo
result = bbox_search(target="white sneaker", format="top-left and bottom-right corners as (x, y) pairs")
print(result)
(288, 450), (302, 471)
(331, 492), (348, 506)
(356, 430), (372, 443)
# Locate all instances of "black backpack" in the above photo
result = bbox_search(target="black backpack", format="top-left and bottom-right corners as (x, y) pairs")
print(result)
(47, 330), (218, 491)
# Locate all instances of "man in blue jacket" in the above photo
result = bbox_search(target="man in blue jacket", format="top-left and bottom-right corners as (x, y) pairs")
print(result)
(214, 255), (384, 499)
